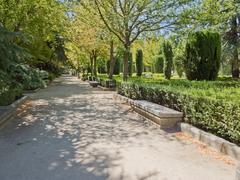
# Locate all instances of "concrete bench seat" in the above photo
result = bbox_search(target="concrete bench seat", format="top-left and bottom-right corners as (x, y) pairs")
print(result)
(114, 94), (183, 129)
(133, 100), (183, 118)
(89, 81), (99, 87)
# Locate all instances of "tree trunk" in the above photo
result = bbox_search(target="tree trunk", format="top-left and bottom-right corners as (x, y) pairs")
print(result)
(90, 53), (93, 77)
(93, 51), (97, 77)
(123, 45), (130, 81)
(232, 48), (239, 78)
(108, 40), (115, 79)
(230, 16), (239, 78)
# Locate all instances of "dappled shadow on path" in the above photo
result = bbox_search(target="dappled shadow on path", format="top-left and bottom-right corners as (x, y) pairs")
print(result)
(0, 75), (235, 180)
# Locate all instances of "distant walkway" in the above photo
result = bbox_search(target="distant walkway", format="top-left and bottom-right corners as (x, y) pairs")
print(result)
(0, 75), (236, 180)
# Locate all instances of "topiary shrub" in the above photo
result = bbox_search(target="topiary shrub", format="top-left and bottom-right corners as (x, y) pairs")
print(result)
(163, 41), (173, 79)
(184, 30), (221, 80)
(154, 55), (164, 73)
(136, 49), (143, 77)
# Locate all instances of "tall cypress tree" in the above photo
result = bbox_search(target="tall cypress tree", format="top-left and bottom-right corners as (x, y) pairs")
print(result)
(163, 41), (173, 79)
(128, 52), (133, 76)
(136, 49), (143, 77)
(184, 30), (221, 80)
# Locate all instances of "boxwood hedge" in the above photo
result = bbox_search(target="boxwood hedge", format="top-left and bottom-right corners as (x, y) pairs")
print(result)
(118, 81), (240, 145)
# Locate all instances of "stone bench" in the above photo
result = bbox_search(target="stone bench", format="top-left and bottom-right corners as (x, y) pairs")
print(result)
(114, 94), (183, 129)
(132, 100), (183, 129)
(89, 81), (99, 87)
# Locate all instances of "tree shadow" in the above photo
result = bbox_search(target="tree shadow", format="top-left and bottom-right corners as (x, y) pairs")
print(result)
(0, 76), (232, 180)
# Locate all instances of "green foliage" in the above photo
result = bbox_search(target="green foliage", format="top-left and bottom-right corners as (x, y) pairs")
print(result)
(0, 71), (23, 106)
(184, 30), (221, 80)
(118, 81), (240, 144)
(107, 57), (121, 75)
(97, 58), (107, 74)
(128, 52), (133, 76)
(9, 64), (48, 90)
(154, 55), (164, 73)
(174, 54), (185, 78)
(163, 41), (173, 79)
(113, 57), (121, 75)
(136, 49), (143, 77)
(0, 26), (30, 70)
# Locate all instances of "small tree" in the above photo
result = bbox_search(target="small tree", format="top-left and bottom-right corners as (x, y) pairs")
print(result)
(163, 41), (173, 79)
(136, 49), (143, 77)
(174, 54), (184, 78)
(184, 30), (221, 80)
(154, 55), (164, 73)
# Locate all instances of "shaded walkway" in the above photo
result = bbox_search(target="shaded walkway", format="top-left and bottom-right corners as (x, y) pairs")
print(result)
(0, 75), (236, 180)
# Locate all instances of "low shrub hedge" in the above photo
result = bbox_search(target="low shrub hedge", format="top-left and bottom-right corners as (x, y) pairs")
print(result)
(118, 81), (240, 145)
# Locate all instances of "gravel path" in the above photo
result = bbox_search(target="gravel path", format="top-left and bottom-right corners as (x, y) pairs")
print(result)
(0, 75), (236, 180)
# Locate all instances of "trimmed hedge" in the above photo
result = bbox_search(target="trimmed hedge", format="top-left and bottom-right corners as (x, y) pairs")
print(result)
(118, 81), (240, 145)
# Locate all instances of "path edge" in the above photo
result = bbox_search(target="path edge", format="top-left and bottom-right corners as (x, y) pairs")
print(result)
(113, 93), (240, 161)
(0, 96), (29, 127)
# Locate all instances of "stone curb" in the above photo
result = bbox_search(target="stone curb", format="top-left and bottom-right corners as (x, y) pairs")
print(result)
(114, 93), (240, 161)
(236, 163), (240, 180)
(0, 96), (29, 126)
(98, 86), (116, 91)
(179, 122), (240, 161)
(23, 88), (41, 94)
(113, 94), (134, 104)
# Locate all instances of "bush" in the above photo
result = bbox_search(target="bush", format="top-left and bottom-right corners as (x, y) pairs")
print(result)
(154, 55), (164, 73)
(163, 41), (173, 79)
(184, 30), (221, 80)
(35, 61), (63, 77)
(136, 49), (143, 77)
(118, 81), (240, 145)
(0, 71), (23, 106)
(9, 64), (47, 90)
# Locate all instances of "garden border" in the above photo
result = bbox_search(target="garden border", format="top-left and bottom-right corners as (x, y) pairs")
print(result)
(114, 93), (240, 160)
(0, 96), (29, 127)
(23, 88), (41, 94)
(98, 86), (116, 91)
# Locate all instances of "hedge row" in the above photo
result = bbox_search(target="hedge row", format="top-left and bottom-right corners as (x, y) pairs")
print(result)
(118, 82), (240, 145)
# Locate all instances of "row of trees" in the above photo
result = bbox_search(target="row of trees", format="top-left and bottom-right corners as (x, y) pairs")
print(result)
(0, 1), (69, 81)
(1, 0), (238, 83)
(66, 0), (239, 81)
